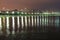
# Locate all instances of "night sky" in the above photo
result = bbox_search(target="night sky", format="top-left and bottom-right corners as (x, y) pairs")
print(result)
(0, 0), (60, 10)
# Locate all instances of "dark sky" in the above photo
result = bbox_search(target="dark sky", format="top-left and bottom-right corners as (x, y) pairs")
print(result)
(0, 0), (60, 10)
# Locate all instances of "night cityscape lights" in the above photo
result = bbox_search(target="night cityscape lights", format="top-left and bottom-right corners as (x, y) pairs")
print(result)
(0, 10), (60, 34)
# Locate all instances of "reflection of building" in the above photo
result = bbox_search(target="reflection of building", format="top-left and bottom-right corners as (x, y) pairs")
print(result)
(0, 11), (60, 34)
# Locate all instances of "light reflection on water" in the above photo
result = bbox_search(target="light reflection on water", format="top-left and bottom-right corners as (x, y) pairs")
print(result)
(55, 17), (60, 32)
(0, 16), (60, 35)
(0, 17), (2, 30)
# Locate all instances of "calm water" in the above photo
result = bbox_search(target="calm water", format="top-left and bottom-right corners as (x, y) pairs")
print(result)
(0, 16), (60, 39)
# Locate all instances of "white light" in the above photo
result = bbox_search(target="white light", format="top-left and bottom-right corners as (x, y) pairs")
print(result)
(6, 17), (10, 34)
(25, 16), (27, 27)
(12, 16), (15, 34)
(12, 11), (15, 14)
(6, 17), (9, 29)
(6, 11), (9, 13)
(17, 16), (20, 28)
(12, 16), (15, 30)
(52, 12), (60, 14)
(43, 12), (51, 14)
(32, 16), (33, 27)
(21, 16), (24, 29)
(35, 16), (36, 26)
(31, 12), (33, 27)
(24, 12), (27, 29)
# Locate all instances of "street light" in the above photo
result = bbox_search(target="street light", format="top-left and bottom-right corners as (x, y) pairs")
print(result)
(12, 11), (15, 14)
(6, 11), (9, 14)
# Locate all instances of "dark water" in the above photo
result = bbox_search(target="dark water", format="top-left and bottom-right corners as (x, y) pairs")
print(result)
(0, 32), (60, 40)
(0, 16), (60, 39)
(0, 26), (60, 40)
(0, 32), (48, 40)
